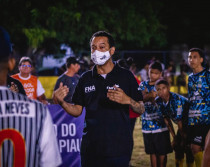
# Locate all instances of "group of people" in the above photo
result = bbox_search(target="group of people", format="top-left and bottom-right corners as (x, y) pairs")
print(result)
(0, 26), (209, 167)
(129, 48), (209, 167)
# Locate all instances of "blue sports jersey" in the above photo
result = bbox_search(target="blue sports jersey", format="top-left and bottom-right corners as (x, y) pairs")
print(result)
(139, 81), (168, 133)
(156, 92), (189, 125)
(188, 69), (210, 126)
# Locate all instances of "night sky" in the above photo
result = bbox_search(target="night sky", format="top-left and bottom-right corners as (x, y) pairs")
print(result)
(161, 1), (210, 48)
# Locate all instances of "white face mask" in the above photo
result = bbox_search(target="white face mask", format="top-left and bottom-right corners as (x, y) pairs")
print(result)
(91, 50), (111, 65)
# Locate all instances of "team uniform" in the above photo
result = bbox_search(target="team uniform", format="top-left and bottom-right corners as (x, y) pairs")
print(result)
(188, 69), (210, 148)
(0, 86), (61, 167)
(54, 74), (79, 103)
(156, 92), (194, 163)
(139, 81), (172, 155)
(72, 63), (143, 167)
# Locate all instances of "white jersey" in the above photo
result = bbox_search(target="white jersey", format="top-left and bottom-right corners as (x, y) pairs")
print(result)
(0, 86), (62, 167)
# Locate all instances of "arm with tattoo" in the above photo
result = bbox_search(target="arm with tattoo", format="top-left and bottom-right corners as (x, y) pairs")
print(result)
(130, 98), (145, 114)
(107, 86), (145, 114)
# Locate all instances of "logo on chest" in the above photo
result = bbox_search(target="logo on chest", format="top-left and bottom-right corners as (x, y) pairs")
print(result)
(85, 85), (96, 93)
(106, 84), (119, 90)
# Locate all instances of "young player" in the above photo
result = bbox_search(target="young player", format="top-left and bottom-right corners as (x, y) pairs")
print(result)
(187, 48), (210, 167)
(155, 78), (194, 167)
(139, 61), (172, 167)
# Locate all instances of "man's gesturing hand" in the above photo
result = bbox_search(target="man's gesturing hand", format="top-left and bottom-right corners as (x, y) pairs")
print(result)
(53, 82), (69, 105)
(107, 85), (145, 114)
(107, 85), (130, 104)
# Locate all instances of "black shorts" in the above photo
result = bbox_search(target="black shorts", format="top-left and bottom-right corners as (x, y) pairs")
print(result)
(175, 130), (194, 163)
(187, 124), (210, 148)
(174, 130), (184, 159)
(143, 131), (173, 155)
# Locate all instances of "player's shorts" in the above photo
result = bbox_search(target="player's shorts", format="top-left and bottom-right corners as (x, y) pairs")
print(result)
(175, 130), (194, 163)
(143, 131), (173, 155)
(187, 124), (210, 149)
(174, 130), (185, 159)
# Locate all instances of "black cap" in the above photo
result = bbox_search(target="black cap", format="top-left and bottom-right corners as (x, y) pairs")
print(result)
(0, 26), (12, 61)
(66, 57), (80, 68)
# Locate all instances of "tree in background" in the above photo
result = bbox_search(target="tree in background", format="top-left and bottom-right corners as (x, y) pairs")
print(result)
(0, 0), (167, 58)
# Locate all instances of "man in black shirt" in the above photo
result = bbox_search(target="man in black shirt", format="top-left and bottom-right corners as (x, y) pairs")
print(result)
(54, 31), (145, 167)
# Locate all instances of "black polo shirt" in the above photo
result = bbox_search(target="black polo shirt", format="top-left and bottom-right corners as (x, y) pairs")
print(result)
(72, 63), (143, 156)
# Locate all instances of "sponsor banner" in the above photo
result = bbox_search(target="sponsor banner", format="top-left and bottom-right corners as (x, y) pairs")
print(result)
(48, 104), (85, 167)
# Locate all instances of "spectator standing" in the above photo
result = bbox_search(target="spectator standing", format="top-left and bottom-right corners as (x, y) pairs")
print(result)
(53, 57), (80, 103)
(11, 57), (48, 104)
(169, 60), (176, 74)
(138, 62), (149, 81)
(163, 64), (173, 86)
(0, 26), (61, 167)
(54, 31), (145, 167)
(169, 60), (176, 85)
(52, 57), (83, 167)
(180, 59), (191, 74)
(177, 71), (188, 96)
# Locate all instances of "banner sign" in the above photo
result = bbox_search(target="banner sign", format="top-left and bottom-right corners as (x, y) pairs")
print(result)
(48, 104), (85, 167)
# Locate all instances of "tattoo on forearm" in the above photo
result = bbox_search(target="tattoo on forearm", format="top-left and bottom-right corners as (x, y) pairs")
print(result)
(130, 99), (145, 114)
